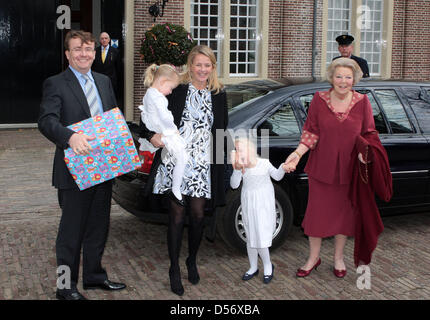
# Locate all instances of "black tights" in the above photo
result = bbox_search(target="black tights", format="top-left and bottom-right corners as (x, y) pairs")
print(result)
(167, 196), (206, 270)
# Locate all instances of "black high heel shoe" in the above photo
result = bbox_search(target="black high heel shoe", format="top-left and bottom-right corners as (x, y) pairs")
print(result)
(186, 257), (200, 285)
(168, 191), (185, 207)
(169, 267), (184, 296)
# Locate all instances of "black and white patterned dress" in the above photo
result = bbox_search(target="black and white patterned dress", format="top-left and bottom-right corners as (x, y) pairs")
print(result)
(153, 84), (214, 199)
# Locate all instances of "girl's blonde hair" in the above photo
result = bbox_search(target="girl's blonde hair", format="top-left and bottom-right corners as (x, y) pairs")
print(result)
(235, 137), (258, 164)
(143, 63), (179, 87)
(326, 57), (363, 85)
(182, 45), (224, 94)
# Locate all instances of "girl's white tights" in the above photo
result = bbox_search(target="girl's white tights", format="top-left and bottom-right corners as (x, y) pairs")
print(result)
(246, 245), (273, 276)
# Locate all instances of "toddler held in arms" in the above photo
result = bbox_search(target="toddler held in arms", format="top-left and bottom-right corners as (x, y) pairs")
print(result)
(138, 64), (189, 206)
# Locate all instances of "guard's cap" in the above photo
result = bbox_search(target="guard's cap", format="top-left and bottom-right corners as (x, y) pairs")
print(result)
(336, 34), (354, 45)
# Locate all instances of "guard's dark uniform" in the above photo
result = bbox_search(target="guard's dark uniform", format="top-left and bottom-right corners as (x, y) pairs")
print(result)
(333, 34), (370, 78)
(333, 55), (370, 78)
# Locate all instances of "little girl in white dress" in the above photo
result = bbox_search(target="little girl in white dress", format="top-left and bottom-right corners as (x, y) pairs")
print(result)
(138, 64), (189, 205)
(230, 138), (286, 284)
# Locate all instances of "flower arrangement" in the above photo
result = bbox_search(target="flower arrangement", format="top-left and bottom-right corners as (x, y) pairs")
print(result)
(140, 23), (197, 66)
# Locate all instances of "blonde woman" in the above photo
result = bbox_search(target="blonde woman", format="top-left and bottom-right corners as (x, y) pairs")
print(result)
(139, 45), (228, 296)
(230, 138), (286, 284)
(284, 57), (375, 279)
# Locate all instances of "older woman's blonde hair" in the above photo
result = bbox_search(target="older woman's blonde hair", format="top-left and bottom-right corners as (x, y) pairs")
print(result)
(182, 45), (224, 94)
(326, 57), (363, 85)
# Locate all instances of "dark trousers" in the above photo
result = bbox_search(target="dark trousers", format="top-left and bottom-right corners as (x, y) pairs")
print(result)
(56, 181), (112, 289)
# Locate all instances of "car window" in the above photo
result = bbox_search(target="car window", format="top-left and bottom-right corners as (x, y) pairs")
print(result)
(356, 89), (388, 134)
(257, 101), (300, 137)
(299, 94), (314, 113)
(226, 87), (273, 112)
(403, 87), (430, 133)
(374, 89), (414, 134)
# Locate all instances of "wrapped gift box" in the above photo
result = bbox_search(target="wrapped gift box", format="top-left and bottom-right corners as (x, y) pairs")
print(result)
(64, 108), (141, 190)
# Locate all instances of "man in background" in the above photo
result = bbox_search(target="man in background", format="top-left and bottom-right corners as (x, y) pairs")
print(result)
(333, 34), (370, 78)
(92, 32), (121, 98)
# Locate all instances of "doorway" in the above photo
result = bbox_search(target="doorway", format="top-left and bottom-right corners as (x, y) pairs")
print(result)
(0, 0), (125, 124)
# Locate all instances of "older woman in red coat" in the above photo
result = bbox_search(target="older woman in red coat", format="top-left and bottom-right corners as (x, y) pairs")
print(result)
(284, 57), (375, 278)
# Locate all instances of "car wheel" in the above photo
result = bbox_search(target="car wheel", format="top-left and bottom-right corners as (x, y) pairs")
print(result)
(217, 184), (294, 254)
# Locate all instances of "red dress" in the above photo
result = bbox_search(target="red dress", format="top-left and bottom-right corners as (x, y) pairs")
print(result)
(300, 89), (375, 238)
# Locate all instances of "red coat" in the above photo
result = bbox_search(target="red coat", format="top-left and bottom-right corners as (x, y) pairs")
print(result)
(351, 131), (392, 266)
(302, 90), (375, 184)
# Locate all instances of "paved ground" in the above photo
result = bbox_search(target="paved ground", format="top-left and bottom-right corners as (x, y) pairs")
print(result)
(1, 129), (430, 301)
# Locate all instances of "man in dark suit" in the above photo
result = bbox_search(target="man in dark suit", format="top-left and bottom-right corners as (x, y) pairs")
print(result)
(92, 32), (121, 98)
(333, 34), (370, 78)
(38, 30), (126, 300)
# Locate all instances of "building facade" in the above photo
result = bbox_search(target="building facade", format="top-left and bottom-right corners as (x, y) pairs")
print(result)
(1, 0), (429, 125)
(128, 0), (430, 121)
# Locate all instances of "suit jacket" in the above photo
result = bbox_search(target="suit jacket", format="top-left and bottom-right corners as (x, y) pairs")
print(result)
(333, 55), (370, 78)
(38, 67), (117, 189)
(92, 46), (121, 93)
(140, 84), (229, 209)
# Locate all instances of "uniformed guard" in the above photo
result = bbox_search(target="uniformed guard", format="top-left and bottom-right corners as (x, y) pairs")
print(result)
(333, 34), (370, 78)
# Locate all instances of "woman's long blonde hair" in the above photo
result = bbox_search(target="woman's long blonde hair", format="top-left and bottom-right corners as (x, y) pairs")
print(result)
(143, 63), (179, 87)
(182, 45), (224, 94)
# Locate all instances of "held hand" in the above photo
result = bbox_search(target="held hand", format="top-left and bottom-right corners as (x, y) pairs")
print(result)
(358, 153), (369, 164)
(283, 152), (300, 173)
(69, 133), (96, 156)
(150, 133), (165, 148)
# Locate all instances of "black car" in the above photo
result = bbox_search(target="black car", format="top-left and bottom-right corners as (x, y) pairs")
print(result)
(112, 78), (430, 253)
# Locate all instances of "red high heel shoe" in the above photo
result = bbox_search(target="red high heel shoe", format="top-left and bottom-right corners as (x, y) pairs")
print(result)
(296, 258), (321, 278)
(333, 268), (347, 278)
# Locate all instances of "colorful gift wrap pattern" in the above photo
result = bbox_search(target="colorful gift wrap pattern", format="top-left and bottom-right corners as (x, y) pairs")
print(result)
(64, 108), (141, 190)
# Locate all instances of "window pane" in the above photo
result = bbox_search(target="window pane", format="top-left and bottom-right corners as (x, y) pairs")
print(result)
(360, 0), (384, 76)
(375, 90), (413, 133)
(326, 0), (351, 67)
(259, 102), (300, 137)
(191, 1), (222, 72)
(299, 93), (315, 114)
(356, 89), (388, 133)
(229, 0), (259, 76)
(404, 88), (430, 133)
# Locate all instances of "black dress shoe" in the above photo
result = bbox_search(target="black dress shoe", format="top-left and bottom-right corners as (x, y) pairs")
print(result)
(83, 279), (126, 291)
(242, 269), (259, 281)
(263, 264), (274, 284)
(169, 267), (184, 296)
(56, 289), (88, 300)
(186, 257), (200, 285)
(167, 191), (185, 207)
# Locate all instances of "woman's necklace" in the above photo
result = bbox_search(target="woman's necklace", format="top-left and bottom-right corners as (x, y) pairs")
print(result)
(330, 91), (352, 113)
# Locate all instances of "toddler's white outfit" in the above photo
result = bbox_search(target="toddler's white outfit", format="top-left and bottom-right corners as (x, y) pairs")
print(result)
(138, 87), (189, 201)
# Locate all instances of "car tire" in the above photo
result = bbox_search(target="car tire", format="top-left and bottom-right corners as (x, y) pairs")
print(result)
(217, 184), (294, 254)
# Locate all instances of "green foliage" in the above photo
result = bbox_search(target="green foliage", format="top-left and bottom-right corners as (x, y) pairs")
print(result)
(140, 23), (197, 66)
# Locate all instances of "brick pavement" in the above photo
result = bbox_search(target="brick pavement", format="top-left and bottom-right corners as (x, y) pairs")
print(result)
(1, 129), (430, 300)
